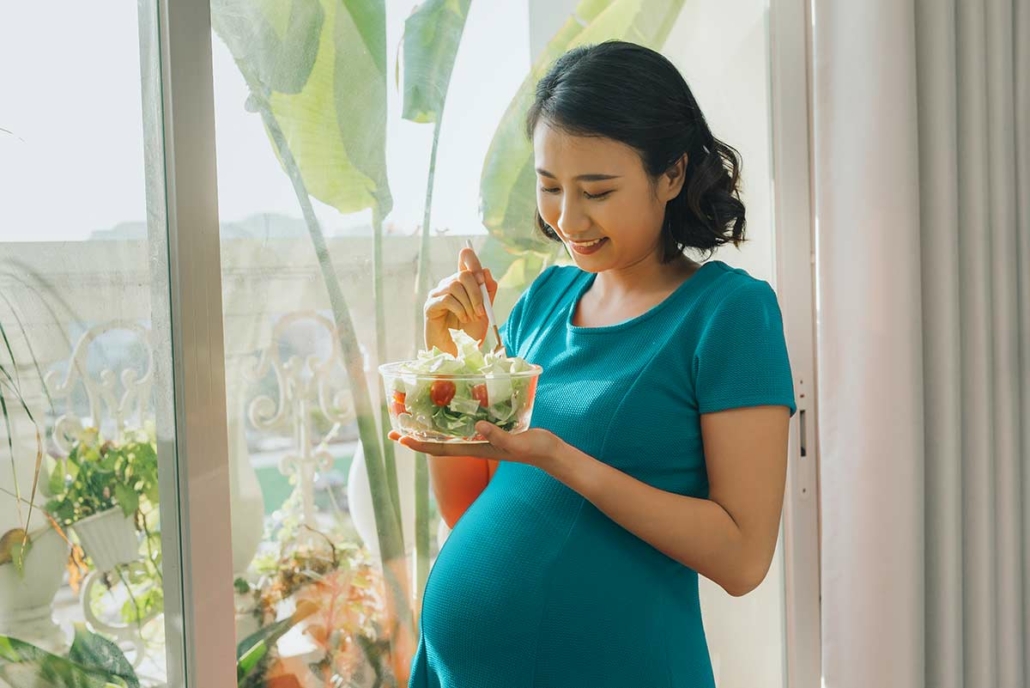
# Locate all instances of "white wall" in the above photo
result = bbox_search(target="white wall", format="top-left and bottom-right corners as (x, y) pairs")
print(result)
(664, 3), (788, 688)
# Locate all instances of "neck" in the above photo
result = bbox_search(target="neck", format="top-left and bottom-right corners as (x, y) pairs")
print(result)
(592, 249), (697, 300)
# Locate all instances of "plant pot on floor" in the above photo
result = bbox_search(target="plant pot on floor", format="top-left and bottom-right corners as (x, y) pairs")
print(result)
(72, 508), (140, 571)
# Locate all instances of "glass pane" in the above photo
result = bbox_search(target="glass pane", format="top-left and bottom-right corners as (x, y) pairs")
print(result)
(210, 3), (536, 684)
(209, 1), (788, 687)
(0, 2), (184, 686)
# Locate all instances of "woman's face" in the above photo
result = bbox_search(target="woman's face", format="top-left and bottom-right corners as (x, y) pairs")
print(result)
(533, 120), (685, 273)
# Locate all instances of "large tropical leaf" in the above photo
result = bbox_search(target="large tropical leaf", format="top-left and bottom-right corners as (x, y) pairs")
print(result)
(0, 625), (139, 688)
(479, 0), (686, 253)
(210, 0), (323, 94)
(212, 0), (392, 216)
(401, 0), (472, 123)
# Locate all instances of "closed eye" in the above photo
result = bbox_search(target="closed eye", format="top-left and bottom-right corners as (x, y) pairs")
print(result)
(539, 186), (561, 195)
(584, 190), (613, 200)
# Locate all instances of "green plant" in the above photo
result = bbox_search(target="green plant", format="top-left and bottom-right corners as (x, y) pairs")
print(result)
(45, 428), (159, 529)
(45, 428), (165, 627)
(0, 624), (140, 688)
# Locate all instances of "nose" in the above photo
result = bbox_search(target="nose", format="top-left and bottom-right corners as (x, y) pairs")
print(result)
(557, 195), (590, 237)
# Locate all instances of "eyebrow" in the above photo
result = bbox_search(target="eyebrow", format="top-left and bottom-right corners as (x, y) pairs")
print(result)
(536, 168), (621, 182)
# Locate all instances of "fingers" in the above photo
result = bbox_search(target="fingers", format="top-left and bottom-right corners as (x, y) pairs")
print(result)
(483, 268), (498, 301)
(458, 247), (485, 285)
(475, 422), (507, 449)
(391, 433), (498, 459)
(425, 291), (472, 324)
(458, 270), (486, 318)
(427, 269), (487, 323)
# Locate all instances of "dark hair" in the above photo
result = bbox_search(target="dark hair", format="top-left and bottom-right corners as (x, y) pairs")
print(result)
(526, 41), (746, 262)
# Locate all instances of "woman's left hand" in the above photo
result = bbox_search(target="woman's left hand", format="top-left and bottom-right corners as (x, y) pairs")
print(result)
(389, 422), (568, 472)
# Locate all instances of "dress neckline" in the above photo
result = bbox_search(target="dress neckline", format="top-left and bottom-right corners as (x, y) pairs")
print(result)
(566, 260), (724, 335)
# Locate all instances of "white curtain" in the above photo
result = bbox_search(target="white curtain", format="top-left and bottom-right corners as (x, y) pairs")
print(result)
(812, 0), (1030, 686)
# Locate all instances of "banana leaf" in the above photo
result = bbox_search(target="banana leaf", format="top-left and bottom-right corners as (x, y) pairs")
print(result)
(401, 0), (472, 123)
(213, 3), (415, 679)
(212, 0), (409, 563)
(479, 0), (686, 259)
(212, 0), (392, 216)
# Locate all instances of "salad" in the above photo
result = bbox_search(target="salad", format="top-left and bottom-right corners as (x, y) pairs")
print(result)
(380, 330), (541, 442)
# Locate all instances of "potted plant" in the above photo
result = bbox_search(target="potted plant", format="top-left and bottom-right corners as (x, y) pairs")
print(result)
(235, 529), (391, 687)
(45, 427), (160, 573)
(0, 306), (74, 647)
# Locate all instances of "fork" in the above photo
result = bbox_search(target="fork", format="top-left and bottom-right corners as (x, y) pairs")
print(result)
(464, 239), (507, 356)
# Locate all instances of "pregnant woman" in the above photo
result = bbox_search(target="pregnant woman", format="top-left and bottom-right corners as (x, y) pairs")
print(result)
(391, 40), (797, 688)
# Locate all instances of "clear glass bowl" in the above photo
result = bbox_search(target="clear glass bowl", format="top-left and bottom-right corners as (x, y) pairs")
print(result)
(378, 361), (543, 444)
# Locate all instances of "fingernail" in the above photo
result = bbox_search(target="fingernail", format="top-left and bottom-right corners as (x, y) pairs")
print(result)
(476, 271), (485, 286)
(476, 304), (486, 317)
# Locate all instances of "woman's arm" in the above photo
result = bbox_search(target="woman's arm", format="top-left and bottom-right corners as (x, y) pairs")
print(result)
(546, 405), (790, 597)
(427, 455), (499, 529)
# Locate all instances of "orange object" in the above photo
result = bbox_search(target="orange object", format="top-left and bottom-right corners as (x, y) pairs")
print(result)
(429, 380), (457, 406)
(391, 391), (407, 416)
(427, 454), (499, 528)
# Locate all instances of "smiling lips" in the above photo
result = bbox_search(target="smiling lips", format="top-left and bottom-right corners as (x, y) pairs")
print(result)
(567, 237), (608, 254)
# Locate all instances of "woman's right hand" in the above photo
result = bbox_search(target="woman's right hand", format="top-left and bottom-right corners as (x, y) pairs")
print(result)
(424, 246), (498, 355)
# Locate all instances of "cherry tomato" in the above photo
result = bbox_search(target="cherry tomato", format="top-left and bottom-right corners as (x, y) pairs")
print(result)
(471, 384), (489, 407)
(391, 391), (407, 416)
(430, 380), (456, 407)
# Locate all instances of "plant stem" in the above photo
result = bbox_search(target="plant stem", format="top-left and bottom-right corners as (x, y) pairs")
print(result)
(115, 566), (144, 634)
(254, 95), (412, 635)
(412, 120), (443, 609)
(372, 208), (403, 538)
(142, 517), (162, 585)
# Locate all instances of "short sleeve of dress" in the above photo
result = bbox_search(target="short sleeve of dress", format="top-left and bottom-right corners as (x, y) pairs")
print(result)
(693, 280), (797, 416)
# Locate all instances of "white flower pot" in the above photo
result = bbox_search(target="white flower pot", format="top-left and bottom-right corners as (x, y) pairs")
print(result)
(73, 508), (140, 571)
(347, 443), (416, 560)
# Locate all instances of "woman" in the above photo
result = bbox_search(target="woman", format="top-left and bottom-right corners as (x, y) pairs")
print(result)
(392, 40), (796, 687)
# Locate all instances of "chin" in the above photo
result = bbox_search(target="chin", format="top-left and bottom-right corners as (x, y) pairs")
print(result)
(566, 252), (608, 273)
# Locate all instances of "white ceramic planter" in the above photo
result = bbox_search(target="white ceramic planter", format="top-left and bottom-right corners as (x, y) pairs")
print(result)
(73, 508), (140, 571)
(347, 442), (416, 560)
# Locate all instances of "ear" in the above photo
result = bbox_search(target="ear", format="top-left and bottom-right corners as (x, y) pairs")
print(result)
(658, 154), (688, 202)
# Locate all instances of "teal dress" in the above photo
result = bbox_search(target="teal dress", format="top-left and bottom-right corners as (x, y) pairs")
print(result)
(409, 260), (797, 688)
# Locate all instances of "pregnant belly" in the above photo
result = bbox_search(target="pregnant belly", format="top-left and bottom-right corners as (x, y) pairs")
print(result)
(416, 466), (710, 686)
(419, 466), (584, 667)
